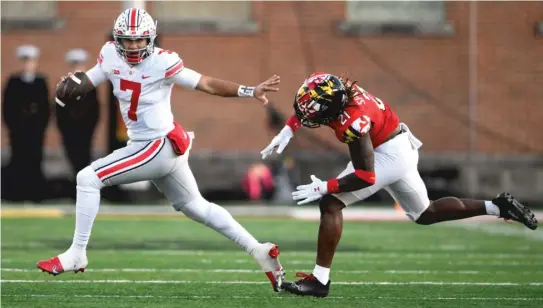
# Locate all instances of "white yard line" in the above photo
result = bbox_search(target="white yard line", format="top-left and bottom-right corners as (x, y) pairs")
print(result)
(2, 280), (542, 286)
(5, 248), (534, 258)
(2, 268), (540, 275)
(234, 259), (543, 266)
(2, 294), (543, 301)
(139, 250), (539, 256)
(445, 222), (543, 241)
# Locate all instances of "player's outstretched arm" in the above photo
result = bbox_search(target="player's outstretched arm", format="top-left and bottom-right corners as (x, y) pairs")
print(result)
(195, 74), (280, 104)
(260, 114), (302, 159)
(292, 134), (375, 205)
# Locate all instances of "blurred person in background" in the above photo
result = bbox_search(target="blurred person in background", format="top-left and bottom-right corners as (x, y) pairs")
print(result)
(242, 163), (275, 201)
(2, 45), (50, 202)
(263, 104), (297, 204)
(56, 48), (100, 189)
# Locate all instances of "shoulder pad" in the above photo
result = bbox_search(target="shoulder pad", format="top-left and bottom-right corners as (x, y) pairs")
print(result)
(96, 41), (116, 66)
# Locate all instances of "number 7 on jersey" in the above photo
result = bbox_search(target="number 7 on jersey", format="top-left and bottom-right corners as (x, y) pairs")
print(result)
(120, 79), (141, 121)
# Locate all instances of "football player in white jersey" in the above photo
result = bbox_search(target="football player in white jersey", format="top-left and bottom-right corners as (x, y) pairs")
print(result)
(37, 8), (285, 291)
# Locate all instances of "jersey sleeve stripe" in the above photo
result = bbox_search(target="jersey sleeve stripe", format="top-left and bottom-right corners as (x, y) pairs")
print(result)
(165, 60), (184, 78)
(97, 53), (103, 64)
(166, 59), (181, 72)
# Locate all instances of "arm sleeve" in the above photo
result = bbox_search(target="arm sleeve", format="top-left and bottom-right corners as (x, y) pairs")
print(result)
(168, 67), (202, 89)
(85, 64), (108, 87)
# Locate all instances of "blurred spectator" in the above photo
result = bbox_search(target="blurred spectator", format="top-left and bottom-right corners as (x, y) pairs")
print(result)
(56, 48), (100, 184)
(1, 45), (51, 202)
(242, 163), (275, 201)
(264, 104), (297, 204)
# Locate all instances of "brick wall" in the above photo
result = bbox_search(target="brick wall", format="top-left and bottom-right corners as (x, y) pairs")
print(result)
(2, 1), (542, 154)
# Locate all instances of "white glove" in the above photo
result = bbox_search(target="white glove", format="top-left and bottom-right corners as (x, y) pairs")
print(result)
(260, 125), (294, 159)
(292, 175), (328, 205)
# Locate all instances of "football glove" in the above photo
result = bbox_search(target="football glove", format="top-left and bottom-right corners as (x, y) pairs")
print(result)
(292, 175), (328, 205)
(260, 125), (294, 159)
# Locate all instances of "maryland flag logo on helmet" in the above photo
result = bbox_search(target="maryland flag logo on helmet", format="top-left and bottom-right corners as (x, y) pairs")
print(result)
(294, 73), (348, 128)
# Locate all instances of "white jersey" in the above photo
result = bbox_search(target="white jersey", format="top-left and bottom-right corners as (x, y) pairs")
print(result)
(86, 42), (202, 141)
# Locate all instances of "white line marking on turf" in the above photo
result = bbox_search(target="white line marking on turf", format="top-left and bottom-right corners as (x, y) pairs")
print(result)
(8, 248), (530, 258)
(2, 268), (259, 273)
(2, 294), (543, 301)
(446, 223), (543, 241)
(234, 260), (543, 266)
(3, 268), (541, 275)
(139, 250), (540, 258)
(2, 280), (542, 286)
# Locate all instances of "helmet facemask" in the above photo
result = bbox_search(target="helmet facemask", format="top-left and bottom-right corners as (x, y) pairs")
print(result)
(114, 34), (155, 64)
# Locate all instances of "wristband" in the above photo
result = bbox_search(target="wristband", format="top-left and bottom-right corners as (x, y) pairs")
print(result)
(237, 85), (255, 97)
(326, 170), (375, 194)
(286, 115), (302, 132)
(354, 169), (376, 185)
(326, 178), (340, 194)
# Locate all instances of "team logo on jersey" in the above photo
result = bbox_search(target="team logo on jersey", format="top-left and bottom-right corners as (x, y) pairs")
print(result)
(357, 115), (371, 135)
(112, 69), (120, 75)
(343, 116), (371, 144)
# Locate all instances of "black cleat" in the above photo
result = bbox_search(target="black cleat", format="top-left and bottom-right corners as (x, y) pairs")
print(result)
(281, 272), (330, 298)
(492, 192), (538, 230)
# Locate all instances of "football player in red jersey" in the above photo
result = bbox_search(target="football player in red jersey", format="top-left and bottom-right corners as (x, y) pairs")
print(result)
(260, 72), (538, 298)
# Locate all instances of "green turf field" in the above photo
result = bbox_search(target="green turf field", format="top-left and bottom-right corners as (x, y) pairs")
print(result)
(2, 216), (542, 307)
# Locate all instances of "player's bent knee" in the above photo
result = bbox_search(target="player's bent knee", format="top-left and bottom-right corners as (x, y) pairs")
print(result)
(319, 194), (346, 215)
(414, 205), (436, 225)
(76, 166), (105, 191)
(173, 198), (210, 224)
(175, 198), (233, 228)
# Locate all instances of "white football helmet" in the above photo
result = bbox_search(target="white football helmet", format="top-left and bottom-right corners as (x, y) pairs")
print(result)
(112, 8), (157, 65)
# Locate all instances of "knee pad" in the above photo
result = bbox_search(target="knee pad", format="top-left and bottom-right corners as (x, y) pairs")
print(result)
(76, 166), (104, 192)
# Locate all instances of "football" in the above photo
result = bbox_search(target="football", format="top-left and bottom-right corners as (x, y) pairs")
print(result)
(55, 72), (88, 107)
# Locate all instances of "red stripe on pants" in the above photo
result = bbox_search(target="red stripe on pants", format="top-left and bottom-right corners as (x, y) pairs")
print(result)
(97, 139), (162, 180)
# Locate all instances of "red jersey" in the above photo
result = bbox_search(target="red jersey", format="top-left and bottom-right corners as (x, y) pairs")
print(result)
(328, 85), (399, 148)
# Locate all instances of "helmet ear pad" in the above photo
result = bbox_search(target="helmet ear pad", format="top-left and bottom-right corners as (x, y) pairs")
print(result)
(330, 90), (347, 113)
